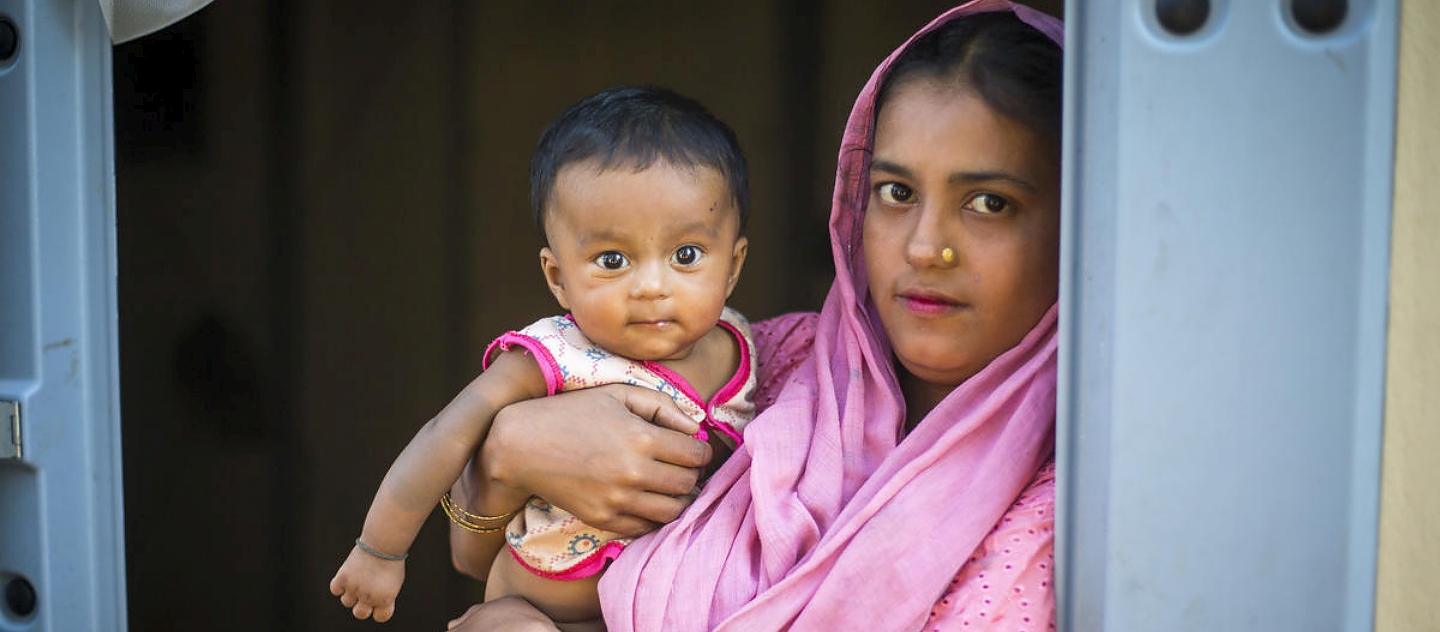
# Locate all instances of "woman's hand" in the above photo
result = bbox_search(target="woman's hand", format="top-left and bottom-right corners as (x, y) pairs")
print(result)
(445, 597), (560, 632)
(448, 384), (713, 581)
(481, 384), (713, 536)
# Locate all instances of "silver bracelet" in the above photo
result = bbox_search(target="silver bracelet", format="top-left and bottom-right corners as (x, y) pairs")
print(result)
(354, 537), (408, 561)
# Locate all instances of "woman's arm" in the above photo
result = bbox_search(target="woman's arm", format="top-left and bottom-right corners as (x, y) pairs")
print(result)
(450, 384), (712, 579)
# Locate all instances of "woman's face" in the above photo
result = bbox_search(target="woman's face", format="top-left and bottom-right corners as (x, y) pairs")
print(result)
(863, 79), (1060, 405)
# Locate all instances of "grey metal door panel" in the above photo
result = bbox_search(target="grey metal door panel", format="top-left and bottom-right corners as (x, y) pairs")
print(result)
(0, 0), (127, 630)
(1059, 1), (1397, 630)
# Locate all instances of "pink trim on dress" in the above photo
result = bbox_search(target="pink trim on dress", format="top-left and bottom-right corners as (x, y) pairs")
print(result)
(484, 332), (564, 396)
(508, 540), (628, 581)
(640, 317), (751, 448)
(637, 360), (716, 443)
(705, 319), (753, 446)
(639, 361), (705, 414)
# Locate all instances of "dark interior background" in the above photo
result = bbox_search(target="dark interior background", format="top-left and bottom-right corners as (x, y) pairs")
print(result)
(113, 1), (1061, 629)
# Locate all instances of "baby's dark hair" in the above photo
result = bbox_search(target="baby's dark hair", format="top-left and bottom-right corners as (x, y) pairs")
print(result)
(530, 86), (750, 238)
(878, 11), (1062, 141)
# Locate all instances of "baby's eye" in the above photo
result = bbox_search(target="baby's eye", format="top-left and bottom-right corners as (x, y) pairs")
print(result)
(876, 182), (915, 205)
(967, 193), (1009, 215)
(595, 251), (628, 270)
(673, 245), (703, 266)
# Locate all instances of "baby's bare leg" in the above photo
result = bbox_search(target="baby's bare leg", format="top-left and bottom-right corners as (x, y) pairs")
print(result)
(485, 548), (603, 628)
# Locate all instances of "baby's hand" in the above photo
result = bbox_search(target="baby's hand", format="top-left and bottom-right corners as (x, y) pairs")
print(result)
(329, 544), (406, 622)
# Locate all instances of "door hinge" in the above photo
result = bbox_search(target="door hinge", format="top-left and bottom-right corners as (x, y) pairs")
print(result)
(1, 400), (19, 459)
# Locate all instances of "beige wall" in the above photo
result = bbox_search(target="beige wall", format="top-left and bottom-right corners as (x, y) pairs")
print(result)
(1375, 0), (1440, 629)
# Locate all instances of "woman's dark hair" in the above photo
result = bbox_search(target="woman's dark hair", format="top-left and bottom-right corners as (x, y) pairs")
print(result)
(529, 86), (750, 237)
(877, 11), (1062, 139)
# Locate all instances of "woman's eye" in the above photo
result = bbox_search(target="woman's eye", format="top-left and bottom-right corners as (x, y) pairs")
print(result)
(595, 251), (628, 270)
(969, 193), (1009, 215)
(876, 182), (915, 205)
(673, 245), (703, 266)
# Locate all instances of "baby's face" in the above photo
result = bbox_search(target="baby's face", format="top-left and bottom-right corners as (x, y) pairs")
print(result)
(539, 161), (747, 362)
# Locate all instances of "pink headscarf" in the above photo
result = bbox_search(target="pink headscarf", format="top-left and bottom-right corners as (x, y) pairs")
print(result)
(600, 2), (1063, 630)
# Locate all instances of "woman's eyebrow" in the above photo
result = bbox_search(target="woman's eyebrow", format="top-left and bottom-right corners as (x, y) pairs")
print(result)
(869, 159), (913, 179)
(948, 170), (1039, 191)
(871, 159), (1039, 192)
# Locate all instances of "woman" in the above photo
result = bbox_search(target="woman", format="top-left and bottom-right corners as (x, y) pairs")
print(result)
(448, 1), (1063, 629)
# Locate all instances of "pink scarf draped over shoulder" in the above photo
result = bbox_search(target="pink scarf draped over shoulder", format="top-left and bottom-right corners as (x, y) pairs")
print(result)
(599, 2), (1064, 630)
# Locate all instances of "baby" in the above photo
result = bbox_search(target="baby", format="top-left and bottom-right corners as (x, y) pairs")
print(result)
(329, 86), (756, 628)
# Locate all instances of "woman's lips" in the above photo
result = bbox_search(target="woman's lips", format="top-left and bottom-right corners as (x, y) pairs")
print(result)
(899, 292), (961, 316)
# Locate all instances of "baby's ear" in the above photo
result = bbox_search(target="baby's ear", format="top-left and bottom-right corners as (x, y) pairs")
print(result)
(539, 248), (570, 310)
(725, 236), (749, 298)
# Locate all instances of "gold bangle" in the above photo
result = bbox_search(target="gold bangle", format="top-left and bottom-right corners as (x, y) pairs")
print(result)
(442, 491), (519, 522)
(440, 492), (519, 534)
(442, 499), (503, 533)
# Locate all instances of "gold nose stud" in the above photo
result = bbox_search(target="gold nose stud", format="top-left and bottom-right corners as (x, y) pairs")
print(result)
(940, 247), (955, 264)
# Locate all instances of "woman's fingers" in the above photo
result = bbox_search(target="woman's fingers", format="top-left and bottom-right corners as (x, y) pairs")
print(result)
(578, 490), (697, 537)
(446, 603), (480, 629)
(613, 384), (700, 436)
(445, 597), (560, 631)
(615, 388), (712, 470)
(446, 615), (462, 629)
(636, 460), (704, 498)
(628, 490), (699, 526)
(590, 514), (661, 538)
